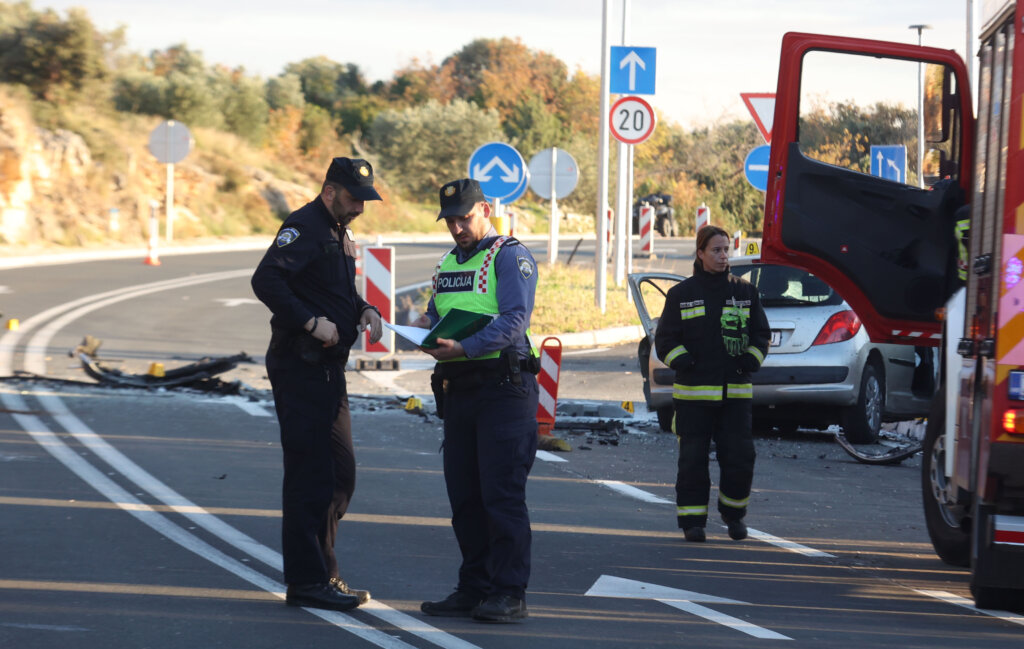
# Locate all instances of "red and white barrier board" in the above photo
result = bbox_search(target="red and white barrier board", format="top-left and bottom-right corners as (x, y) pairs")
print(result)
(536, 337), (562, 436)
(696, 203), (710, 231)
(639, 204), (654, 257)
(362, 245), (395, 353)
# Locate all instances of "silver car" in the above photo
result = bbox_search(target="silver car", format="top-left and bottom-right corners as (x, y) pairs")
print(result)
(629, 256), (935, 442)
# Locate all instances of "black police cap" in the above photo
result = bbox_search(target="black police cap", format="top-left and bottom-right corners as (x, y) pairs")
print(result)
(325, 157), (382, 201)
(437, 178), (485, 220)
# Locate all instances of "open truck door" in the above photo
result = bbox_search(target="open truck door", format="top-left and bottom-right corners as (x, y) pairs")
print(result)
(761, 33), (974, 346)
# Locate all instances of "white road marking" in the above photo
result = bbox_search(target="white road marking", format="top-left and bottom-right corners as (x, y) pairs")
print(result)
(535, 450), (567, 463)
(2, 272), (484, 649)
(0, 623), (88, 631)
(747, 528), (834, 558)
(594, 479), (673, 504)
(227, 397), (272, 417)
(914, 590), (1024, 626)
(585, 575), (792, 640)
(215, 298), (262, 307)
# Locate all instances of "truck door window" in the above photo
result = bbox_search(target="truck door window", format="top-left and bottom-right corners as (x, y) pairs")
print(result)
(798, 51), (958, 187)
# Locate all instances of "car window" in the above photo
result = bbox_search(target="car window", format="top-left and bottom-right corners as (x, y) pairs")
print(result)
(732, 263), (843, 307)
(638, 276), (680, 322)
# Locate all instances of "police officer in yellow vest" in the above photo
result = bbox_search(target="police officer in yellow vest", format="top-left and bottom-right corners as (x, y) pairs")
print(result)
(415, 178), (539, 623)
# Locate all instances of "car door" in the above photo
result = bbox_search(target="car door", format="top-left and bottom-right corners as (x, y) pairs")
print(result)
(761, 32), (974, 345)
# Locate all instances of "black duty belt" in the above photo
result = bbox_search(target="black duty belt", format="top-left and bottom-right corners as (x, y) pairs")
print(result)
(436, 356), (537, 390)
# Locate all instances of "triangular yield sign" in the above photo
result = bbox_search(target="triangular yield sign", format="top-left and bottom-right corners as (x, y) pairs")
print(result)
(740, 92), (775, 144)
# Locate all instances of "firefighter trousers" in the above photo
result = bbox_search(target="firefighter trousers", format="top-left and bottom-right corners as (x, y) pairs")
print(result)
(674, 399), (755, 530)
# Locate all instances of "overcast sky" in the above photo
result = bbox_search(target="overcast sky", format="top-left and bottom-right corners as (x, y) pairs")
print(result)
(42, 0), (972, 128)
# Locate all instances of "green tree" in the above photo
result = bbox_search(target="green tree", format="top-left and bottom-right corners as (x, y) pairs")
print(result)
(285, 56), (365, 110)
(266, 72), (305, 111)
(111, 70), (166, 114)
(165, 68), (221, 128)
(0, 5), (113, 100)
(368, 98), (503, 196)
(221, 72), (269, 145)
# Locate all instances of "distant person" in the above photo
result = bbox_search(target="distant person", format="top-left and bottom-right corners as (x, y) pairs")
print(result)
(413, 178), (540, 623)
(251, 157), (383, 611)
(654, 225), (770, 542)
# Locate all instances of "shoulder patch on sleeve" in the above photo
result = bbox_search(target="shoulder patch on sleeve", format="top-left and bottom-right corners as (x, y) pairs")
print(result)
(276, 227), (300, 247)
(517, 255), (534, 279)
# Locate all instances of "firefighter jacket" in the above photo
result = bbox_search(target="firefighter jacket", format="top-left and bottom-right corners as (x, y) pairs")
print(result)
(654, 266), (770, 403)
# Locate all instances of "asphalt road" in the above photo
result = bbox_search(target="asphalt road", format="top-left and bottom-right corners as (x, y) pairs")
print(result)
(2, 239), (1023, 648)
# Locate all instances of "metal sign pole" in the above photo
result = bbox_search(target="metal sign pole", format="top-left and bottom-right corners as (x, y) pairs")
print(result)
(626, 144), (634, 303)
(166, 162), (175, 242)
(595, 0), (611, 313)
(613, 0), (631, 288)
(548, 147), (559, 265)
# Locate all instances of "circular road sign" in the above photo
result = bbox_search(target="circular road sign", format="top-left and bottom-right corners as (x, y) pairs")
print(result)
(743, 144), (771, 192)
(528, 148), (579, 200)
(609, 95), (656, 145)
(148, 120), (193, 164)
(468, 142), (528, 203)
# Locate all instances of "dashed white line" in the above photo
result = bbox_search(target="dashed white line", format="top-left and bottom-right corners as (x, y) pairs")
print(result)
(594, 479), (673, 504)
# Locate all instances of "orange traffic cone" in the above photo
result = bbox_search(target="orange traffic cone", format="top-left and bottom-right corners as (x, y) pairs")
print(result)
(144, 237), (161, 266)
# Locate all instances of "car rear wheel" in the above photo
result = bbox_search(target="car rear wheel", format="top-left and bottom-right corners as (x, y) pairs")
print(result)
(841, 362), (884, 443)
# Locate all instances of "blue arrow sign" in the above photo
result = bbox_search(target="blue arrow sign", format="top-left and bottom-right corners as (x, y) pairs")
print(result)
(869, 145), (907, 183)
(744, 145), (771, 192)
(610, 46), (656, 95)
(468, 142), (527, 203)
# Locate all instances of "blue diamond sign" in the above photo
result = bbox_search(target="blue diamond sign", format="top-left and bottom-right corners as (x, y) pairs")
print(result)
(468, 142), (528, 203)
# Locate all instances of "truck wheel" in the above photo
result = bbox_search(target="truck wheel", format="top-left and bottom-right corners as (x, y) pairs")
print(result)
(841, 362), (884, 443)
(971, 584), (1024, 612)
(921, 395), (970, 567)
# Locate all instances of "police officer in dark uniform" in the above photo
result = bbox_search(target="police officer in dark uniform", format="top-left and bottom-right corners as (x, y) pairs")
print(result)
(251, 157), (383, 611)
(416, 178), (539, 623)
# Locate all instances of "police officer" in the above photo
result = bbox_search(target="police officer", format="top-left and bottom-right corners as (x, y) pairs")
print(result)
(655, 225), (770, 542)
(416, 178), (539, 623)
(251, 157), (383, 611)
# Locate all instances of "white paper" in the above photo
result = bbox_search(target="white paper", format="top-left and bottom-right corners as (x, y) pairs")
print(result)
(383, 320), (430, 346)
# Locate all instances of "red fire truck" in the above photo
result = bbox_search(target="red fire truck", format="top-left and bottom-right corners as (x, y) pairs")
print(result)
(761, 2), (1024, 608)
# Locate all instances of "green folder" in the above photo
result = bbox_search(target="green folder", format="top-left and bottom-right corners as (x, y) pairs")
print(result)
(420, 308), (495, 349)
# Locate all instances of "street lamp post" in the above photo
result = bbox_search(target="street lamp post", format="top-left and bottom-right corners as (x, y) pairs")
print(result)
(909, 24), (932, 188)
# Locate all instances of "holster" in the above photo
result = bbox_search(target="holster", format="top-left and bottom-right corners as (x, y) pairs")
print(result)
(430, 371), (445, 419)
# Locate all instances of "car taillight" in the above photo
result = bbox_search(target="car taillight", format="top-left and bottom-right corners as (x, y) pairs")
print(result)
(811, 310), (862, 345)
(1002, 410), (1024, 434)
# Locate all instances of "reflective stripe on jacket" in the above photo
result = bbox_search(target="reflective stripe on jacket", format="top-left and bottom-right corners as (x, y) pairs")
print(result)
(654, 267), (770, 403)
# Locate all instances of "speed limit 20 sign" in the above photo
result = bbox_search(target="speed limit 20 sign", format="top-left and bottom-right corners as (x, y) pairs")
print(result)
(610, 95), (656, 144)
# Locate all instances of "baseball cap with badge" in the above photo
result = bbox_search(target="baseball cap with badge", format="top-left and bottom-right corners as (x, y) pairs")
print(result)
(437, 178), (486, 221)
(325, 157), (382, 201)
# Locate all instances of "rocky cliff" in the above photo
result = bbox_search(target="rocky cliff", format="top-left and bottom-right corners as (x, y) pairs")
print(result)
(0, 93), (313, 248)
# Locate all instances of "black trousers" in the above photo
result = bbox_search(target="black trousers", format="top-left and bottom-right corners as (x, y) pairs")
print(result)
(266, 346), (354, 585)
(674, 399), (755, 529)
(442, 374), (538, 600)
